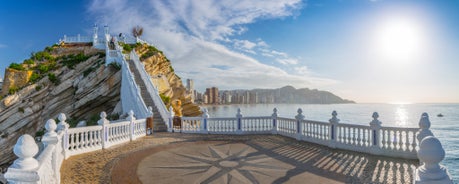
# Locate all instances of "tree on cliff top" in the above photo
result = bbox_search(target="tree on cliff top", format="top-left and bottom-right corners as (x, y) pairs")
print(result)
(132, 26), (144, 38)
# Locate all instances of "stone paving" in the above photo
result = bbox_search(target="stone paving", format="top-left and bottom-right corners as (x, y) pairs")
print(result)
(61, 133), (418, 184)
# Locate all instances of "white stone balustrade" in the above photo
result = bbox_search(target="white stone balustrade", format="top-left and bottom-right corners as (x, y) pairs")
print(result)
(178, 109), (450, 161)
(6, 110), (147, 183)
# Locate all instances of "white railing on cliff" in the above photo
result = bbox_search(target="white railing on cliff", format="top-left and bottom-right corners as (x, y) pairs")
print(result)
(60, 34), (92, 43)
(129, 50), (169, 123)
(175, 108), (453, 183)
(105, 37), (150, 119)
(5, 111), (148, 183)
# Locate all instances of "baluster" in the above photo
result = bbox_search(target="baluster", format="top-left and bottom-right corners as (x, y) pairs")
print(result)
(399, 130), (403, 150)
(389, 130), (394, 150)
(381, 130), (386, 149)
(365, 128), (368, 146)
(83, 131), (88, 148)
(76, 132), (80, 150)
(69, 133), (74, 150)
(404, 131), (409, 151)
(357, 128), (361, 146)
(89, 131), (94, 147)
(345, 127), (349, 144)
(411, 132), (417, 152)
(351, 127), (357, 145)
(257, 119), (260, 131)
(217, 120), (220, 132)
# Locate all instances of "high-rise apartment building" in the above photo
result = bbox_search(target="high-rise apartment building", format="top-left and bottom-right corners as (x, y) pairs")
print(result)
(205, 87), (219, 104)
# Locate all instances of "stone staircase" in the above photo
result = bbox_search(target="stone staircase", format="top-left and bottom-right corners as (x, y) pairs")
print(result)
(127, 60), (168, 132)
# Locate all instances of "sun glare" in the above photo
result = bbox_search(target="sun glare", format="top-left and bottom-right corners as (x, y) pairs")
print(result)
(374, 17), (425, 64)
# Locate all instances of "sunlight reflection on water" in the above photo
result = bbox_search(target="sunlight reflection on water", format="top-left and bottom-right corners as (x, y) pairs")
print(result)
(395, 105), (408, 127)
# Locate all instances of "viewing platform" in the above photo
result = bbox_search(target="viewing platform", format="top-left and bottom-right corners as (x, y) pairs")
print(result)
(61, 133), (418, 183)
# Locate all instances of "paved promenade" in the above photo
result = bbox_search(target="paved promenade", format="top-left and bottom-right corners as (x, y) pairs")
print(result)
(61, 133), (418, 184)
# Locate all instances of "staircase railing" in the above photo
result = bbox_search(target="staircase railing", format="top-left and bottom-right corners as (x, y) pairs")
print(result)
(115, 41), (150, 118)
(129, 50), (169, 123)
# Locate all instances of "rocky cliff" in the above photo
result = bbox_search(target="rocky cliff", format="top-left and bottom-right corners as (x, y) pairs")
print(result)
(0, 44), (122, 166)
(123, 43), (202, 116)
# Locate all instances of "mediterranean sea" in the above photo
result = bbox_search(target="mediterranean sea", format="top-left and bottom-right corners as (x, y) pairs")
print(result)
(203, 103), (459, 181)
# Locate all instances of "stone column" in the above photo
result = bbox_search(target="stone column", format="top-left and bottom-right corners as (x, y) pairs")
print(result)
(414, 136), (453, 183)
(146, 106), (153, 135)
(5, 134), (40, 183)
(201, 108), (209, 134)
(236, 108), (243, 134)
(295, 108), (305, 140)
(98, 112), (110, 148)
(329, 110), (340, 148)
(42, 119), (60, 183)
(169, 106), (174, 132)
(127, 110), (136, 141)
(104, 25), (110, 42)
(93, 24), (98, 46)
(369, 112), (382, 154)
(416, 113), (434, 148)
(271, 108), (278, 134)
(57, 113), (70, 159)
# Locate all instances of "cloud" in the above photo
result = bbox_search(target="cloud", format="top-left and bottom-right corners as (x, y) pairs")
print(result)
(87, 0), (336, 90)
(0, 44), (6, 48)
(294, 66), (310, 75)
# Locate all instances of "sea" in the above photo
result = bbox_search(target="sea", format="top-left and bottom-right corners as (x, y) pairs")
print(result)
(203, 103), (459, 181)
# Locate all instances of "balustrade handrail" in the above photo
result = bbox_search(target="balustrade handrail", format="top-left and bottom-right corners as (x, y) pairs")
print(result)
(177, 113), (424, 160)
(66, 125), (102, 133)
(61, 35), (92, 43)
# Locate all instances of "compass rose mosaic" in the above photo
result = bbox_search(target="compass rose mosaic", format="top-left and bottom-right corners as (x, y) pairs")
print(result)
(137, 142), (294, 183)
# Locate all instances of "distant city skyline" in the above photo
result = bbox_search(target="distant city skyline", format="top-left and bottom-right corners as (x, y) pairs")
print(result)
(1, 0), (459, 103)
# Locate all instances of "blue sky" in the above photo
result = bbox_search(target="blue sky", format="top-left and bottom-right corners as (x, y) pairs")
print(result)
(1, 0), (458, 103)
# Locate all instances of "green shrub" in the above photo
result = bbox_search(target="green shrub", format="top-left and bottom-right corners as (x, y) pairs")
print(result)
(67, 118), (79, 128)
(109, 62), (121, 70)
(23, 59), (35, 65)
(107, 113), (120, 121)
(48, 73), (60, 85)
(83, 67), (96, 77)
(35, 85), (42, 91)
(18, 107), (24, 113)
(61, 53), (90, 69)
(35, 128), (45, 138)
(8, 86), (19, 95)
(29, 72), (41, 83)
(44, 46), (54, 52)
(86, 114), (100, 126)
(37, 63), (49, 73)
(9, 63), (25, 70)
(32, 51), (53, 61)
(160, 94), (170, 105)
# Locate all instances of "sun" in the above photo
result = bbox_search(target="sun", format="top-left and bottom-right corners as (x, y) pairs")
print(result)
(373, 17), (425, 64)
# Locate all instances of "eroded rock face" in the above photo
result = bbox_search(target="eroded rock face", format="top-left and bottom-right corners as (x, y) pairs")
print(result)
(0, 46), (121, 166)
(136, 48), (202, 117)
(1, 68), (33, 96)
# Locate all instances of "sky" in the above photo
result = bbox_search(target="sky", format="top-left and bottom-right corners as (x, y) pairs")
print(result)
(0, 0), (458, 103)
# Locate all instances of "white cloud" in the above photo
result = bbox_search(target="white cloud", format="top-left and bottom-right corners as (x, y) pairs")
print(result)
(0, 44), (6, 48)
(277, 58), (299, 65)
(294, 66), (309, 75)
(87, 0), (336, 91)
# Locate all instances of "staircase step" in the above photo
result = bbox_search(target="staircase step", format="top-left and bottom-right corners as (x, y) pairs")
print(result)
(127, 59), (167, 128)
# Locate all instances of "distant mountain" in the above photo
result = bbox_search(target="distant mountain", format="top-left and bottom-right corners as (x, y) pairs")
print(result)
(221, 85), (355, 104)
